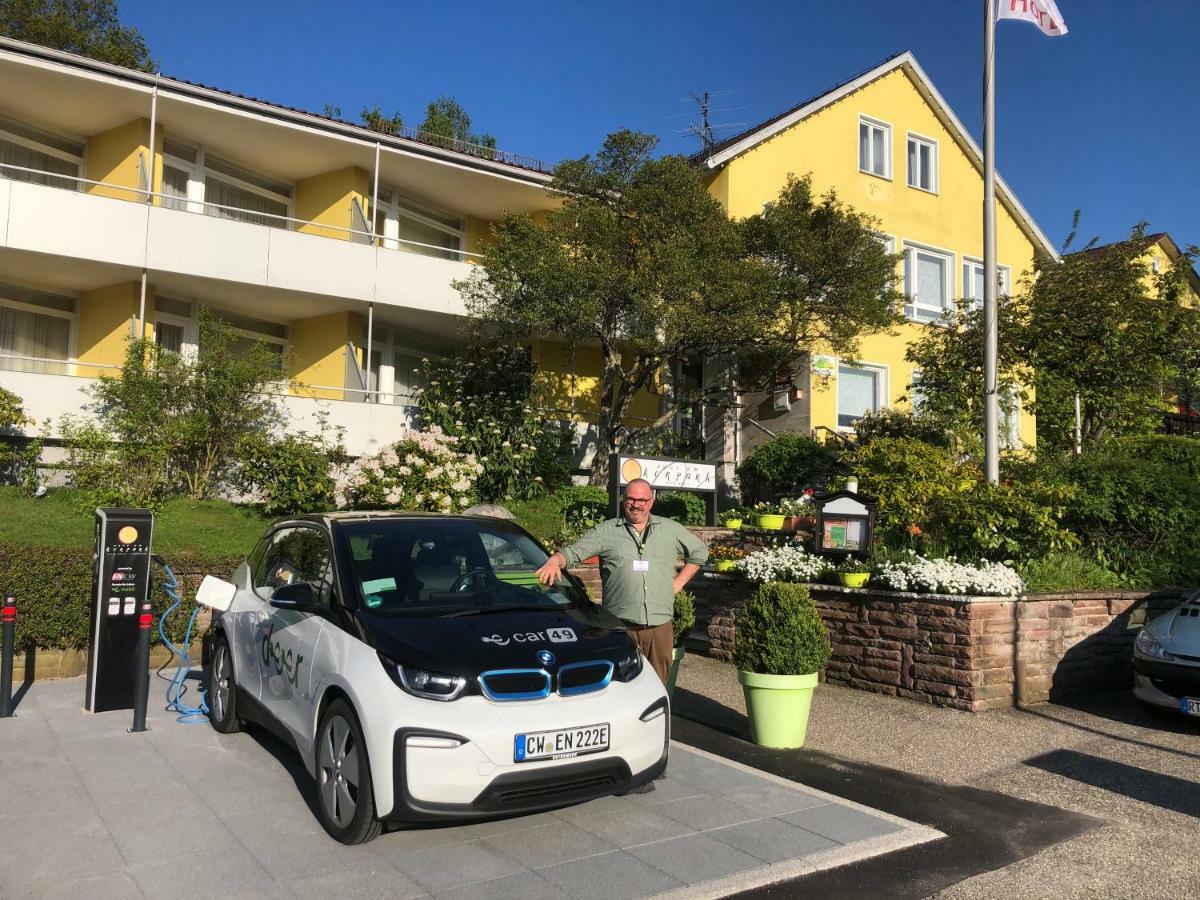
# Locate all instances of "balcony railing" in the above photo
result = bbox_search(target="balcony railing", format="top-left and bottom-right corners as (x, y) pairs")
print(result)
(0, 162), (483, 262)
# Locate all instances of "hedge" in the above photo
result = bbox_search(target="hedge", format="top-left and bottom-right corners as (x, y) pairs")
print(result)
(0, 542), (242, 651)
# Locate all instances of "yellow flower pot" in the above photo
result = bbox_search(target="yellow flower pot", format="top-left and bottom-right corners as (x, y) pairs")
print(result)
(714, 559), (737, 572)
(838, 572), (870, 588)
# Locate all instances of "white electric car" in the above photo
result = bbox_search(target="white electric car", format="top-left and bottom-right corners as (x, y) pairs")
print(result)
(1132, 589), (1200, 718)
(204, 512), (668, 844)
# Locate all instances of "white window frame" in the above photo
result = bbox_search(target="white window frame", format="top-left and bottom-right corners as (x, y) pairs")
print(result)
(908, 368), (924, 411)
(1000, 385), (1021, 450)
(906, 131), (938, 194)
(962, 257), (1012, 313)
(858, 116), (892, 180)
(153, 296), (198, 361)
(160, 140), (292, 224)
(836, 360), (889, 431)
(0, 290), (78, 374)
(903, 241), (955, 324)
(375, 187), (464, 256)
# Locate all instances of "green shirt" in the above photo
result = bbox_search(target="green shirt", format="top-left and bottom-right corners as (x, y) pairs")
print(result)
(560, 515), (709, 626)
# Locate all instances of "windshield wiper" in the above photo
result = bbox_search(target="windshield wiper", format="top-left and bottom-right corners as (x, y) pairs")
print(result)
(442, 604), (556, 618)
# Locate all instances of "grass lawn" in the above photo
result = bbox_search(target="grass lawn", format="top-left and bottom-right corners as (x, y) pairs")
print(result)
(0, 486), (565, 557)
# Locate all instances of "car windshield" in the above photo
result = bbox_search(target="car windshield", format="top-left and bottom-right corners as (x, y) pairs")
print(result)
(339, 518), (585, 616)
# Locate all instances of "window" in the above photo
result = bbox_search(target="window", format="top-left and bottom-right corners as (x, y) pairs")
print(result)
(837, 362), (887, 429)
(0, 282), (75, 374)
(159, 138), (291, 228)
(906, 134), (938, 193)
(0, 115), (82, 188)
(903, 243), (953, 323)
(1000, 386), (1021, 450)
(962, 259), (1012, 312)
(908, 370), (925, 411)
(153, 296), (197, 359)
(206, 308), (288, 368)
(365, 325), (430, 405)
(374, 189), (464, 260)
(858, 117), (891, 179)
(254, 527), (333, 604)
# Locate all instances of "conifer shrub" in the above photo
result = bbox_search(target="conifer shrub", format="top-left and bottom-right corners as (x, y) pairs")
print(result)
(732, 582), (830, 676)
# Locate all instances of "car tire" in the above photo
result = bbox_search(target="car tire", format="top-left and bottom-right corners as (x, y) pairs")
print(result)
(315, 698), (382, 844)
(207, 634), (242, 734)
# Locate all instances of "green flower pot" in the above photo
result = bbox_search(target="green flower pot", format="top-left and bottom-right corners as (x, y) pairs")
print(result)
(755, 513), (786, 531)
(666, 645), (685, 698)
(839, 572), (870, 588)
(723, 518), (743, 530)
(714, 558), (737, 572)
(738, 670), (819, 748)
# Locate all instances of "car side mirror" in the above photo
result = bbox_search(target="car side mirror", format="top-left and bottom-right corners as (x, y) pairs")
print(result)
(270, 582), (323, 613)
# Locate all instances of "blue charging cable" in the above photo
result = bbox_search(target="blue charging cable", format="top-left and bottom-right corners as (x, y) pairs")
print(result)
(157, 562), (209, 723)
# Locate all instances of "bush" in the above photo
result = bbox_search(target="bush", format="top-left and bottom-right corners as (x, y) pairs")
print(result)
(235, 423), (346, 517)
(1019, 552), (1123, 593)
(0, 386), (40, 494)
(553, 484), (609, 545)
(654, 490), (706, 526)
(0, 543), (241, 650)
(851, 408), (956, 449)
(732, 582), (830, 676)
(673, 590), (696, 647)
(850, 437), (968, 544)
(926, 480), (1078, 562)
(737, 434), (841, 503)
(341, 427), (480, 512)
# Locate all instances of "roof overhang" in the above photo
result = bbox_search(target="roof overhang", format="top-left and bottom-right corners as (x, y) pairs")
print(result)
(699, 51), (1060, 262)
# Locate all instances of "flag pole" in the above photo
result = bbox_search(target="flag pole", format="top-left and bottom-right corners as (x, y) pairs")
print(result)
(983, 0), (1000, 484)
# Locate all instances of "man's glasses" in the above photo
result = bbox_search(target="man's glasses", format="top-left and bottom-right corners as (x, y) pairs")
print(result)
(623, 497), (652, 506)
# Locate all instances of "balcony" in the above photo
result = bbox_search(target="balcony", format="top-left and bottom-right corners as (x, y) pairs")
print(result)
(0, 167), (473, 316)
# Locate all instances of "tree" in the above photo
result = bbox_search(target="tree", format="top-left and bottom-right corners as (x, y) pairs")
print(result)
(419, 96), (496, 151)
(1023, 222), (1188, 451)
(1, 0), (155, 71)
(360, 105), (403, 136)
(456, 131), (898, 485)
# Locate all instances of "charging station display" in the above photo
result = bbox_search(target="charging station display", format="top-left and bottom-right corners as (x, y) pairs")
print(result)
(86, 508), (154, 712)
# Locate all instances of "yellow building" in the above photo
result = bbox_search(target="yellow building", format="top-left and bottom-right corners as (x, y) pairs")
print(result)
(694, 52), (1056, 464)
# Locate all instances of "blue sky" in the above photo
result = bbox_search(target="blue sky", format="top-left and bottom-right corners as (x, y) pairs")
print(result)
(121, 0), (1197, 252)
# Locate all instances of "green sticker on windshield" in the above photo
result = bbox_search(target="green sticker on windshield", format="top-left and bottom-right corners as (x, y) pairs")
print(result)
(364, 594), (383, 608)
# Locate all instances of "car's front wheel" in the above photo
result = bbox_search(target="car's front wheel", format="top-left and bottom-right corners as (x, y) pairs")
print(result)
(315, 698), (382, 844)
(207, 634), (242, 734)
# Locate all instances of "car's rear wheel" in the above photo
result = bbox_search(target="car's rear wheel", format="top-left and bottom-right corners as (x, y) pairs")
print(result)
(315, 698), (382, 844)
(207, 635), (242, 734)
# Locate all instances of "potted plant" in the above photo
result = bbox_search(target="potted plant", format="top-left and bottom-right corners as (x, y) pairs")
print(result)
(836, 557), (871, 588)
(720, 507), (745, 530)
(708, 541), (746, 572)
(752, 501), (786, 531)
(733, 582), (831, 748)
(779, 495), (815, 533)
(667, 589), (696, 698)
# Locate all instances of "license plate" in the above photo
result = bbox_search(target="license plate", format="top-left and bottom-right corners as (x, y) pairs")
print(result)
(514, 723), (609, 762)
(1180, 698), (1200, 717)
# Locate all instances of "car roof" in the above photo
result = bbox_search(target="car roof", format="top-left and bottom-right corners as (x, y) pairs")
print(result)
(285, 512), (523, 528)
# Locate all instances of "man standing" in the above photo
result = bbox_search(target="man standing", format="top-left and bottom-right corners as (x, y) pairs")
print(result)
(536, 478), (708, 687)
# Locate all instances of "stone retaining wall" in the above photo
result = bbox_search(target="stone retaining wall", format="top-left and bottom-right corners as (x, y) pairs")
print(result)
(695, 574), (1157, 711)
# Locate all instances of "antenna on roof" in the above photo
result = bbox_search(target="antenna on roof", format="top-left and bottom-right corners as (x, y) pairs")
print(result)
(672, 89), (745, 154)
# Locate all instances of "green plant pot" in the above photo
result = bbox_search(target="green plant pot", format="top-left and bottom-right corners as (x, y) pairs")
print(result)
(714, 558), (737, 572)
(838, 572), (870, 588)
(738, 670), (819, 748)
(666, 645), (685, 698)
(723, 518), (743, 530)
(755, 513), (786, 530)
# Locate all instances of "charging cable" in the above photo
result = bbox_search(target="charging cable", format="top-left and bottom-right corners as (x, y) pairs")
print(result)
(155, 559), (209, 724)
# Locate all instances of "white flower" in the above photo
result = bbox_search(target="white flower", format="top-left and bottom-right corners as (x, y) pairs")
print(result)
(873, 555), (1023, 597)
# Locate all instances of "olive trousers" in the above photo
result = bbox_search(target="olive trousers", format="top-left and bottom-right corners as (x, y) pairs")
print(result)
(624, 621), (673, 687)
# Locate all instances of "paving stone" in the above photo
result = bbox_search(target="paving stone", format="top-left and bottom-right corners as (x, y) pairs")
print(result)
(129, 843), (282, 900)
(0, 831), (126, 886)
(566, 804), (696, 848)
(247, 829), (393, 882)
(479, 820), (618, 869)
(708, 816), (840, 863)
(7, 870), (145, 900)
(623, 775), (706, 806)
(220, 801), (323, 850)
(110, 811), (243, 867)
(650, 794), (764, 831)
(433, 869), (572, 900)
(538, 850), (684, 900)
(391, 840), (529, 894)
(626, 831), (763, 884)
(283, 865), (427, 900)
(782, 802), (906, 843)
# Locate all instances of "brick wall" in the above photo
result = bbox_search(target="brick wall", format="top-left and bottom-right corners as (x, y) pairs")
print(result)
(696, 573), (1156, 711)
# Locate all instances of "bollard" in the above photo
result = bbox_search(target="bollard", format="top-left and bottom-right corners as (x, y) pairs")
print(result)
(0, 598), (14, 718)
(129, 601), (153, 733)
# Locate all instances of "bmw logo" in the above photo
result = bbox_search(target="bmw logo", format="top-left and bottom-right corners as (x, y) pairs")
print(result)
(537, 649), (556, 667)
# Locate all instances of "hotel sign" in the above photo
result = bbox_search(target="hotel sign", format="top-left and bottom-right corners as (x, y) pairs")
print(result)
(617, 456), (717, 491)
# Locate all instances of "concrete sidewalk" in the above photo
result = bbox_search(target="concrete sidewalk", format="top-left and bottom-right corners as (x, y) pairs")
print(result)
(0, 675), (937, 899)
(674, 652), (1200, 899)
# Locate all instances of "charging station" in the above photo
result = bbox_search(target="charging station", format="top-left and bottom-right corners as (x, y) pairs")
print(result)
(85, 508), (154, 712)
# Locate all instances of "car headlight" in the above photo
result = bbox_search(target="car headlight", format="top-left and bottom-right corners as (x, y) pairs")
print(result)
(1134, 629), (1175, 661)
(614, 648), (643, 682)
(380, 655), (469, 701)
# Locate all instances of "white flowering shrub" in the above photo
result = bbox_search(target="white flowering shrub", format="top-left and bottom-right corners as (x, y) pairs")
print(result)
(874, 553), (1024, 597)
(738, 544), (833, 584)
(339, 426), (481, 512)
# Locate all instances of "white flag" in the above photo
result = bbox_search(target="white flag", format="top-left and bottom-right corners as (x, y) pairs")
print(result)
(997, 0), (1068, 36)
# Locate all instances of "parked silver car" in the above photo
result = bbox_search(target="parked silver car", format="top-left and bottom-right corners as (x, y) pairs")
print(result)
(1132, 590), (1200, 717)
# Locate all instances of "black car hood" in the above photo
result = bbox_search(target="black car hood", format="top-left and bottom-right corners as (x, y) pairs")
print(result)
(357, 603), (635, 676)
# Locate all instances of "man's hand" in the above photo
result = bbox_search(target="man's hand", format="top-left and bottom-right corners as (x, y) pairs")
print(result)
(672, 562), (701, 595)
(536, 552), (567, 587)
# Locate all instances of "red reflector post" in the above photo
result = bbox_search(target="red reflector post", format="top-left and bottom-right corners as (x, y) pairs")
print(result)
(138, 613), (153, 628)
(1, 604), (15, 623)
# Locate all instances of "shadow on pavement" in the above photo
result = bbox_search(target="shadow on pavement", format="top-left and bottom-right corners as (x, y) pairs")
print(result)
(1025, 749), (1200, 818)
(671, 685), (748, 738)
(10, 645), (35, 712)
(1021, 694), (1200, 761)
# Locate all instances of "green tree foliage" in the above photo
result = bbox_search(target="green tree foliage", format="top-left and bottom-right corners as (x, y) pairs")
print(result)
(63, 310), (285, 506)
(654, 490), (707, 526)
(418, 96), (496, 151)
(235, 421), (346, 517)
(1, 0), (155, 71)
(0, 385), (40, 493)
(849, 437), (968, 545)
(732, 582), (830, 676)
(417, 344), (573, 502)
(673, 589), (696, 648)
(736, 433), (841, 502)
(359, 105), (403, 135)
